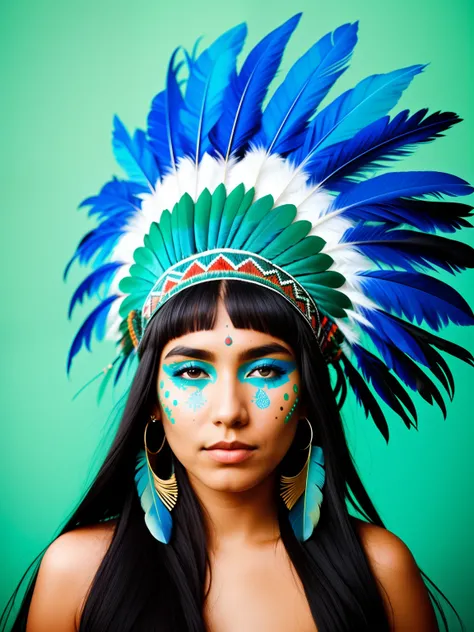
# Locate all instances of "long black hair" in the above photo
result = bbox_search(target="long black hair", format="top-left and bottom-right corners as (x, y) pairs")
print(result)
(1, 279), (462, 631)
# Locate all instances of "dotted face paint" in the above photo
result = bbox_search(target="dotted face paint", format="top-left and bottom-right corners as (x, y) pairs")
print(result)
(285, 396), (299, 424)
(161, 360), (216, 415)
(252, 387), (271, 409)
(224, 336), (233, 346)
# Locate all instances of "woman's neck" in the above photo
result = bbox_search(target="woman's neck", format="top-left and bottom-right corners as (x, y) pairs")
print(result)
(187, 471), (281, 552)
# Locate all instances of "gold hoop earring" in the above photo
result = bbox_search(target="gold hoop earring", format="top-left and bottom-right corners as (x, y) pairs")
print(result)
(279, 417), (313, 511)
(143, 416), (178, 512)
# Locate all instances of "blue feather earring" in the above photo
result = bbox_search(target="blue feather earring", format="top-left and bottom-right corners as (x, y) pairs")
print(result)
(280, 418), (325, 542)
(134, 415), (178, 544)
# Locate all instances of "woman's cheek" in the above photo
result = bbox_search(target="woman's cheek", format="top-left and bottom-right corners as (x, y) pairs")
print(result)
(248, 377), (300, 424)
(158, 375), (210, 425)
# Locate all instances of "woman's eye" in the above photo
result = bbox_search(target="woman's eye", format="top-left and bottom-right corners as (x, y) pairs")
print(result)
(179, 367), (207, 379)
(249, 365), (282, 379)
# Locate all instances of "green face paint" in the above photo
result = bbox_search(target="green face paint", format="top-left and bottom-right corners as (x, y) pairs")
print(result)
(284, 393), (289, 401)
(285, 396), (299, 424)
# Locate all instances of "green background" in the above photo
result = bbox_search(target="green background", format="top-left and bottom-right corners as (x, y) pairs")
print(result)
(1, 0), (473, 628)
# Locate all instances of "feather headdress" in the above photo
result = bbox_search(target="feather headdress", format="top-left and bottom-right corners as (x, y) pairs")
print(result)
(65, 14), (474, 442)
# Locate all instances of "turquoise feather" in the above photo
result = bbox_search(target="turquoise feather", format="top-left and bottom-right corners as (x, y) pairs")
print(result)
(133, 246), (164, 278)
(259, 220), (312, 259)
(207, 183), (227, 249)
(178, 193), (195, 258)
(224, 187), (256, 247)
(171, 201), (182, 261)
(244, 203), (297, 252)
(272, 235), (326, 266)
(301, 270), (346, 288)
(159, 209), (177, 264)
(194, 188), (212, 252)
(135, 449), (173, 544)
(119, 292), (148, 319)
(289, 446), (325, 542)
(283, 254), (333, 276)
(119, 275), (153, 296)
(148, 222), (172, 270)
(129, 263), (158, 285)
(216, 183), (246, 247)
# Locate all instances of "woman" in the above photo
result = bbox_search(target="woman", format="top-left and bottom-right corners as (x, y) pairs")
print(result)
(2, 12), (472, 632)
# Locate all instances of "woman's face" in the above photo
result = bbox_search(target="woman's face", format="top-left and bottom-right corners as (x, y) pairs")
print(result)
(153, 298), (305, 494)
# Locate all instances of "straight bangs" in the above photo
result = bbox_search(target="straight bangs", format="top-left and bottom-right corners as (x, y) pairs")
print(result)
(141, 279), (310, 357)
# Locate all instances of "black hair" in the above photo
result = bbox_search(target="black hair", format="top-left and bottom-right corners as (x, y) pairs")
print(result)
(1, 279), (462, 631)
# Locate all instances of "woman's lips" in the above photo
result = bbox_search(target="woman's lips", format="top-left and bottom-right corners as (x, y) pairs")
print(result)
(205, 448), (255, 464)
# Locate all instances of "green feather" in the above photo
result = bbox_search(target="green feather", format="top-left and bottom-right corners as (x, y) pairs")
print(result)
(216, 184), (245, 247)
(302, 271), (346, 288)
(119, 292), (148, 319)
(178, 193), (195, 258)
(259, 220), (312, 260)
(129, 263), (158, 284)
(207, 183), (227, 249)
(283, 254), (333, 276)
(194, 188), (212, 252)
(119, 276), (153, 296)
(224, 187), (256, 247)
(304, 283), (352, 310)
(244, 204), (297, 252)
(171, 201), (182, 261)
(273, 235), (326, 266)
(159, 209), (176, 264)
(133, 247), (164, 278)
(148, 222), (172, 270)
(231, 194), (274, 250)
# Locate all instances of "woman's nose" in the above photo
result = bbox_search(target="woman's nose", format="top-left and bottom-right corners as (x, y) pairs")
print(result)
(211, 373), (249, 429)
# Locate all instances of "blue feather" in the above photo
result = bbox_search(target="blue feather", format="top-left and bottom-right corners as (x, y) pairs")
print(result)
(357, 270), (474, 330)
(288, 446), (325, 542)
(135, 449), (173, 544)
(350, 343), (417, 427)
(68, 262), (124, 318)
(78, 178), (144, 221)
(308, 109), (462, 189)
(112, 116), (160, 190)
(67, 295), (119, 375)
(180, 23), (247, 161)
(290, 64), (425, 169)
(147, 48), (186, 175)
(252, 22), (358, 155)
(327, 170), (474, 216)
(339, 223), (474, 274)
(209, 14), (301, 160)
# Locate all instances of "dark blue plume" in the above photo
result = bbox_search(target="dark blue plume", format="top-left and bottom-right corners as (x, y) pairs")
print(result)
(68, 262), (124, 319)
(307, 109), (462, 189)
(209, 13), (301, 160)
(340, 223), (474, 274)
(357, 270), (474, 330)
(67, 295), (120, 375)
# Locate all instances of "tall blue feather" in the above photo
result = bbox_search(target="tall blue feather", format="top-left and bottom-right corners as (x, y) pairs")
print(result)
(252, 22), (358, 155)
(209, 13), (301, 160)
(180, 23), (247, 161)
(308, 109), (462, 189)
(290, 64), (425, 169)
(147, 48), (186, 175)
(135, 450), (173, 544)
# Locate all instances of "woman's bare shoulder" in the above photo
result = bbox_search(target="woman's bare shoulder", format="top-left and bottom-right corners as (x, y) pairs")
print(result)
(26, 520), (118, 631)
(351, 517), (438, 631)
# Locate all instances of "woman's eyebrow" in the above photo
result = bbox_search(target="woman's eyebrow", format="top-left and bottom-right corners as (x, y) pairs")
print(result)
(164, 343), (292, 361)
